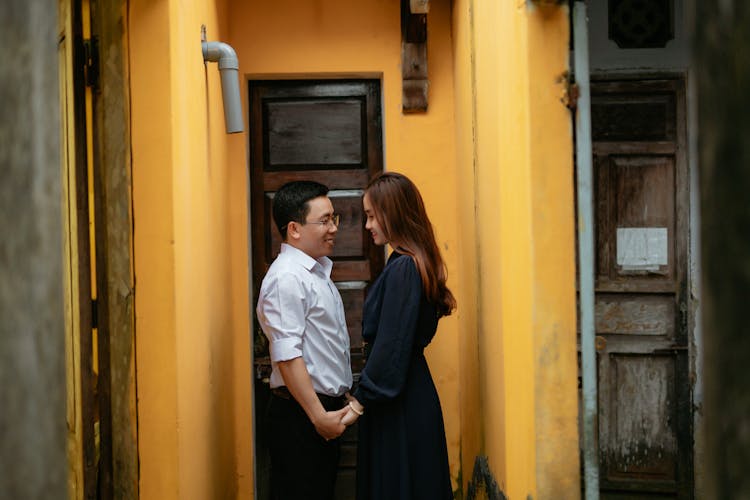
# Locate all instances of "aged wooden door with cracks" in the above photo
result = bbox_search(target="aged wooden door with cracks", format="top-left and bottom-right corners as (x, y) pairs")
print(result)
(590, 77), (693, 498)
(249, 79), (384, 499)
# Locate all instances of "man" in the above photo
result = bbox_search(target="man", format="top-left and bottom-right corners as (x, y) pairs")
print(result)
(256, 181), (352, 500)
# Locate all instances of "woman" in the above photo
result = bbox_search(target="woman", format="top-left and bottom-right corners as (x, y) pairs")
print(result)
(342, 172), (456, 500)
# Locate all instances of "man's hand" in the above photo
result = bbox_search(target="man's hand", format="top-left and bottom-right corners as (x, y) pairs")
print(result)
(312, 407), (350, 440)
(277, 358), (351, 440)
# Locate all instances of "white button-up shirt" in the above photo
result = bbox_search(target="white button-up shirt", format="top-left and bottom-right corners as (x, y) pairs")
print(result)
(256, 243), (352, 397)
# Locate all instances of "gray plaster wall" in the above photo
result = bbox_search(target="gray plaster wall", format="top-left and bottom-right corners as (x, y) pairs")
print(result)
(0, 0), (67, 498)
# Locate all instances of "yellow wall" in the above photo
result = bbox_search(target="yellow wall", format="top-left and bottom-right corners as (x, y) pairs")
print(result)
(130, 2), (178, 495)
(451, 0), (580, 498)
(526, 6), (581, 499)
(130, 0), (253, 498)
(450, 0), (482, 491)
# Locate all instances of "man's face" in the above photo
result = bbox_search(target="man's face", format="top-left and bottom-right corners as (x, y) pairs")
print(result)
(293, 196), (338, 259)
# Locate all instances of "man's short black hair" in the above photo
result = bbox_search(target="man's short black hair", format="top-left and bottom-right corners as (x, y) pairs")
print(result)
(273, 181), (330, 240)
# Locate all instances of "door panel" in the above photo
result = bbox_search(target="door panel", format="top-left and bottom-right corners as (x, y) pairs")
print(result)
(266, 100), (365, 167)
(250, 79), (384, 500)
(603, 354), (678, 481)
(591, 90), (676, 142)
(595, 294), (675, 337)
(588, 78), (692, 498)
(595, 154), (676, 286)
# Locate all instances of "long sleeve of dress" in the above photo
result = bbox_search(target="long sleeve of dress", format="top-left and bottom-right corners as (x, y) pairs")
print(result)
(354, 256), (422, 407)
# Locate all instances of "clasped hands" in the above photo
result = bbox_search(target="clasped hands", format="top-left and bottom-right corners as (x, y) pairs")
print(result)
(313, 393), (365, 441)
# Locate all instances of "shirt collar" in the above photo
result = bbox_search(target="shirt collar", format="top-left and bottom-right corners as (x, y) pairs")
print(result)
(280, 243), (333, 278)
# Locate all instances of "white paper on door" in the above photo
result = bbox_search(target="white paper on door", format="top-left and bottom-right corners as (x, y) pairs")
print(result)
(616, 227), (668, 271)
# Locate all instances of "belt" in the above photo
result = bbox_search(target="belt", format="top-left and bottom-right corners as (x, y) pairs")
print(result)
(271, 386), (346, 409)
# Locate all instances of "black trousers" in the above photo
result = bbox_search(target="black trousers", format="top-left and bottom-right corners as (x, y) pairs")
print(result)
(268, 390), (345, 500)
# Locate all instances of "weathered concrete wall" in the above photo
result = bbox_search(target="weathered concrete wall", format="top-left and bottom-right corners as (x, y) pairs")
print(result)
(693, 1), (750, 498)
(0, 0), (67, 498)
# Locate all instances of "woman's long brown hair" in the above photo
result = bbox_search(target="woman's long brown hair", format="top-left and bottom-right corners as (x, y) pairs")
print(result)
(366, 172), (456, 317)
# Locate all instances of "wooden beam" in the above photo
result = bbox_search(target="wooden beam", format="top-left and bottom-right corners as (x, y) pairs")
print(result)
(401, 0), (428, 113)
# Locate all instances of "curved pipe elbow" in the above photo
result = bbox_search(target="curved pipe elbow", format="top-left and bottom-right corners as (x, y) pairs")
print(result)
(202, 41), (238, 70)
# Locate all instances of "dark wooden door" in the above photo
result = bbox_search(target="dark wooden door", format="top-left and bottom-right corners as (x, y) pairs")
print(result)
(249, 79), (384, 499)
(590, 78), (692, 498)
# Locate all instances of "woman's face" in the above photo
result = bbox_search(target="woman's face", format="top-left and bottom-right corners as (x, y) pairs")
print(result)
(363, 193), (388, 246)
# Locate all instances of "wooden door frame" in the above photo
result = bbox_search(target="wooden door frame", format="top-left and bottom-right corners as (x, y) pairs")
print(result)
(589, 71), (696, 497)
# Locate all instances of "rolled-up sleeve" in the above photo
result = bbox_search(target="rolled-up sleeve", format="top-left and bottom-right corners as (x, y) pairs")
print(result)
(257, 272), (307, 362)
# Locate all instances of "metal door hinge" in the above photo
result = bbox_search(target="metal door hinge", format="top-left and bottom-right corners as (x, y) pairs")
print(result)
(83, 38), (99, 90)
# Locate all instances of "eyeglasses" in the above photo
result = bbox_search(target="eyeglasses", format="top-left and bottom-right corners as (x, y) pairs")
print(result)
(305, 214), (340, 228)
(282, 214), (340, 230)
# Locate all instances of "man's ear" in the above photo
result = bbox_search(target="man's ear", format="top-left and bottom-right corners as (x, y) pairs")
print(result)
(286, 221), (302, 241)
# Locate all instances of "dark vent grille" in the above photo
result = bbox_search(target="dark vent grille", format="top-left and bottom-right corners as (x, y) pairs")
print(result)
(609, 0), (674, 49)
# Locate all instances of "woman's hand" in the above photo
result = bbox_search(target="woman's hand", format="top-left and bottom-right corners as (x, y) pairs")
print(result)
(341, 407), (360, 426)
(341, 397), (365, 426)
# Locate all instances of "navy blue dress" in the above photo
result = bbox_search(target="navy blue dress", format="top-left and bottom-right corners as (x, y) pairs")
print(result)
(353, 252), (453, 500)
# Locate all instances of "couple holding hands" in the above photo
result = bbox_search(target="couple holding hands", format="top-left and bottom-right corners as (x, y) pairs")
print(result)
(257, 173), (455, 500)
